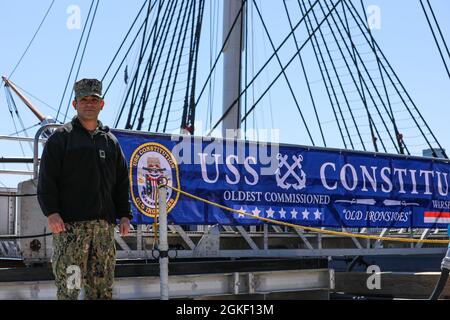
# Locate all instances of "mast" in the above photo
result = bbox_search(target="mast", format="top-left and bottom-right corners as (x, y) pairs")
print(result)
(222, 0), (244, 138)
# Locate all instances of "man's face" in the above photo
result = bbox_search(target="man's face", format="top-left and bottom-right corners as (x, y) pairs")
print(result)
(72, 95), (104, 121)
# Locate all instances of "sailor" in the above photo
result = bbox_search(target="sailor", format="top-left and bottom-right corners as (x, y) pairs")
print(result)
(37, 78), (132, 300)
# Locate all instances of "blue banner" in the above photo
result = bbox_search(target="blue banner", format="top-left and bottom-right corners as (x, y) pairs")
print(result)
(112, 130), (450, 228)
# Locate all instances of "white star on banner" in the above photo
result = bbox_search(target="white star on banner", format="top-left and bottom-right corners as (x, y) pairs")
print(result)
(290, 209), (298, 219)
(266, 207), (275, 218)
(238, 207), (246, 218)
(313, 209), (322, 220)
(252, 207), (261, 217)
(279, 208), (286, 219)
(302, 209), (310, 220)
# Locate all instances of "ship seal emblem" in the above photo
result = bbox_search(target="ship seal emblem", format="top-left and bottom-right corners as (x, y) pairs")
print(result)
(130, 142), (180, 218)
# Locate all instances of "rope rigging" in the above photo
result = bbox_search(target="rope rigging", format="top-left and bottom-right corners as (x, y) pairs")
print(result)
(62, 0), (100, 122)
(283, 0), (327, 147)
(344, 0), (448, 158)
(205, 0), (220, 132)
(419, 0), (450, 79)
(243, 0), (249, 138)
(193, 0), (248, 114)
(307, 0), (403, 153)
(253, 0), (316, 146)
(334, 4), (402, 153)
(56, 0), (96, 122)
(102, 1), (152, 84)
(300, 0), (354, 150)
(9, 0), (55, 79)
(115, 1), (164, 129)
(146, 0), (187, 131)
(138, 0), (179, 131)
(359, 0), (402, 154)
(343, 1), (378, 152)
(164, 0), (199, 133)
(308, 0), (394, 153)
(180, 0), (205, 134)
(154, 1), (191, 132)
(9, 0), (439, 160)
(306, 0), (367, 150)
(143, 1), (186, 132)
(108, 0), (204, 135)
(206, 0), (330, 135)
(190, 0), (445, 160)
(102, 1), (159, 106)
(240, 0), (343, 125)
(3, 86), (32, 172)
(11, 83), (59, 116)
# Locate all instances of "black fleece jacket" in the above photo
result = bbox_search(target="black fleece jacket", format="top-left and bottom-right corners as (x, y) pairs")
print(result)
(37, 116), (132, 224)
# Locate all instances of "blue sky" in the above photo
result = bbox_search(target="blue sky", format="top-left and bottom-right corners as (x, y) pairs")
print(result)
(0, 0), (449, 187)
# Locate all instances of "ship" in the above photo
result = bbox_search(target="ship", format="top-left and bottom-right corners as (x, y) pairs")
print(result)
(0, 0), (450, 300)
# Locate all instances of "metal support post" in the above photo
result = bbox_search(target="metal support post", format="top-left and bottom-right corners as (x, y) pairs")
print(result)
(158, 183), (169, 300)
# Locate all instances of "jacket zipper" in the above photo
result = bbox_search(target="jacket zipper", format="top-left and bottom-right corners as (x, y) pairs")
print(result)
(90, 131), (105, 218)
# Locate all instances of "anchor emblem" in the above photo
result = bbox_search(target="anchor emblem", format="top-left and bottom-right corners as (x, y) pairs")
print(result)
(275, 153), (306, 190)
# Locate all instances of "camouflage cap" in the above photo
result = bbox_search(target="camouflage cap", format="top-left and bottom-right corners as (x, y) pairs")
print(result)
(74, 78), (103, 99)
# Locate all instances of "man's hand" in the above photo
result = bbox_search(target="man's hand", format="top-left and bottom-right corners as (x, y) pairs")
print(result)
(48, 213), (66, 234)
(119, 217), (131, 236)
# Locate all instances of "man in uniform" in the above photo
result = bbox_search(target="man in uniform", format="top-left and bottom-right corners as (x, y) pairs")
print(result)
(37, 78), (132, 300)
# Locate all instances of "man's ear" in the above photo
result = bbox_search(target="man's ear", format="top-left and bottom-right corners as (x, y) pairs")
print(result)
(100, 100), (105, 110)
(72, 100), (77, 109)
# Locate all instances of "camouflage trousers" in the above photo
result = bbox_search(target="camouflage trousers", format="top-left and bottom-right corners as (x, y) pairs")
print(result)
(52, 219), (116, 300)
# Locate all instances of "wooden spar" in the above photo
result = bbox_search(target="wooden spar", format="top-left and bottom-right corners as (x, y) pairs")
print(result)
(2, 76), (46, 122)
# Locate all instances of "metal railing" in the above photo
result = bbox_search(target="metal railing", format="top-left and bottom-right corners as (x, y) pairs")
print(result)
(0, 124), (60, 177)
(33, 124), (62, 178)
